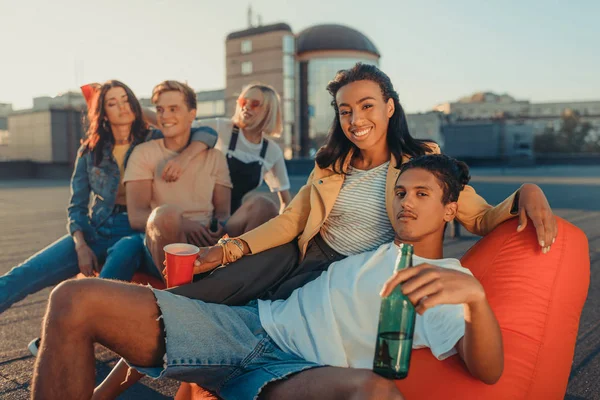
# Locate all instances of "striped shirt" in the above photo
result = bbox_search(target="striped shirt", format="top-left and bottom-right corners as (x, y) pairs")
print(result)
(320, 161), (395, 256)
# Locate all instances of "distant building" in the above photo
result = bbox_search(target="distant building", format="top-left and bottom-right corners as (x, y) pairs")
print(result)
(296, 24), (380, 157)
(225, 23), (296, 158)
(0, 104), (14, 157)
(406, 112), (445, 147)
(434, 92), (600, 136)
(2, 107), (85, 163)
(33, 92), (87, 111)
(195, 89), (226, 119)
(442, 119), (534, 162)
(140, 89), (227, 120)
(225, 22), (380, 158)
(0, 103), (13, 117)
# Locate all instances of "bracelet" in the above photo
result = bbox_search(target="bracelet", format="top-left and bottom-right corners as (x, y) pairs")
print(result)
(217, 237), (245, 265)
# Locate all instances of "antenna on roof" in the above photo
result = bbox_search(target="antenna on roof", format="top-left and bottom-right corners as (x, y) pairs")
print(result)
(247, 4), (253, 28)
(257, 14), (262, 26)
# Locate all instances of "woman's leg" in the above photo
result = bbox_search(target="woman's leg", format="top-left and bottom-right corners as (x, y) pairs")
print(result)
(266, 235), (346, 301)
(0, 234), (107, 314)
(169, 241), (299, 304)
(99, 234), (145, 281)
(225, 195), (279, 237)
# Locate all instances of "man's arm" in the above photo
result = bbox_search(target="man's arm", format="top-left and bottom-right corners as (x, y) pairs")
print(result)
(381, 263), (504, 385)
(456, 299), (504, 384)
(161, 126), (219, 182)
(212, 184), (231, 222)
(161, 141), (208, 182)
(126, 180), (153, 231)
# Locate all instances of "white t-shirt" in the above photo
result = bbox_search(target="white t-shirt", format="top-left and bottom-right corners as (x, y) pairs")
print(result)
(192, 118), (290, 193)
(258, 242), (469, 368)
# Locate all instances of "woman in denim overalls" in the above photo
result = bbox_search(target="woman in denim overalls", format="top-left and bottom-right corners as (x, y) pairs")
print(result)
(188, 84), (293, 241)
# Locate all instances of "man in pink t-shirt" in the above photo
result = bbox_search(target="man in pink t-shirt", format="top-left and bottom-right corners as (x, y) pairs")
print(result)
(124, 80), (232, 271)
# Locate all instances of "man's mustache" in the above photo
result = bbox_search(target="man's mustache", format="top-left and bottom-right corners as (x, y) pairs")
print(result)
(397, 211), (417, 220)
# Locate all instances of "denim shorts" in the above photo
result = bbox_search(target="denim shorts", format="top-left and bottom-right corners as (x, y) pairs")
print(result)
(129, 290), (322, 400)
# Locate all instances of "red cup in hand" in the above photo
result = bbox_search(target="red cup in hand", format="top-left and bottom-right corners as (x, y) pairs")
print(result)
(163, 243), (200, 288)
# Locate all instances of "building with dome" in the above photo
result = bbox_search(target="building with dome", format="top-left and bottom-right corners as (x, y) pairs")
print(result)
(225, 22), (380, 158)
(296, 24), (380, 157)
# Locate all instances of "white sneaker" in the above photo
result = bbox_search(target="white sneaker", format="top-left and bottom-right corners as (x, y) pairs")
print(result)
(28, 337), (41, 356)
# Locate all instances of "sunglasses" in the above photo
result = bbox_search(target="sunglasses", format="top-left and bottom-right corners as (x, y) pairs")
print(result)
(237, 98), (262, 110)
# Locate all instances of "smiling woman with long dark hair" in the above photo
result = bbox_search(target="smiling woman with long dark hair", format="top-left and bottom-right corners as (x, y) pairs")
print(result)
(316, 63), (429, 172)
(0, 81), (153, 319)
(188, 62), (556, 301)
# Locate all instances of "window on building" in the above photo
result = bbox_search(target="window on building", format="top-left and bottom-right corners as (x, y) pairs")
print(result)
(283, 35), (295, 54)
(196, 101), (214, 118)
(215, 100), (225, 116)
(283, 55), (294, 78)
(284, 77), (295, 101)
(284, 100), (294, 123)
(241, 61), (253, 75)
(241, 40), (252, 54)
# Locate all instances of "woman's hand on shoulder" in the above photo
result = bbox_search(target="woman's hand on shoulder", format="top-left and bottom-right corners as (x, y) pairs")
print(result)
(516, 183), (557, 253)
(162, 156), (187, 182)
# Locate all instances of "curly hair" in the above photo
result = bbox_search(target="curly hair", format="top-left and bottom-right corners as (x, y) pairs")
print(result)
(399, 154), (471, 204)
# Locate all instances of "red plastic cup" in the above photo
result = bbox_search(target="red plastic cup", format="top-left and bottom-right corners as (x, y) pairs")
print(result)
(163, 243), (199, 288)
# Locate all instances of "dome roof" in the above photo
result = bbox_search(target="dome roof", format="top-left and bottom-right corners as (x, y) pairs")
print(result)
(296, 24), (380, 57)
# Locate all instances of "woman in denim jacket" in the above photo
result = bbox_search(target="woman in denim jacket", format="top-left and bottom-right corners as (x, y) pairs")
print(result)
(0, 80), (216, 316)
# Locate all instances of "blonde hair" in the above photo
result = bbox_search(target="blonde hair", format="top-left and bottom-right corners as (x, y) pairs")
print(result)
(151, 80), (197, 111)
(232, 83), (283, 137)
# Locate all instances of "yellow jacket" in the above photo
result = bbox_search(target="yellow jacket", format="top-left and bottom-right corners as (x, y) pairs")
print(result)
(240, 145), (517, 258)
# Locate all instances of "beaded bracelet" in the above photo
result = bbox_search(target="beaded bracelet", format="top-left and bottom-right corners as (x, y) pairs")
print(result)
(217, 237), (245, 265)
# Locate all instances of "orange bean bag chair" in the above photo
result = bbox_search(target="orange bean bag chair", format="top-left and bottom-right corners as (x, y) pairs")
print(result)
(76, 272), (166, 289)
(176, 216), (589, 400)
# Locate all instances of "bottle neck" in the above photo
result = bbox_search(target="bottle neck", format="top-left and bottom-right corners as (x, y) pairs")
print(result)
(394, 246), (414, 273)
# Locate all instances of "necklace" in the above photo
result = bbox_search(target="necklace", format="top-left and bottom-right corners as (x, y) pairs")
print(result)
(114, 137), (131, 145)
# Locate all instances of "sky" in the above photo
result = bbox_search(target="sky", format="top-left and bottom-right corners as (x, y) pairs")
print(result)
(1, 0), (598, 113)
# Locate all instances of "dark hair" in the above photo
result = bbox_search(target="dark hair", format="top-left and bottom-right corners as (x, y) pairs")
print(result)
(81, 80), (148, 165)
(399, 154), (471, 204)
(315, 63), (433, 173)
(151, 80), (197, 111)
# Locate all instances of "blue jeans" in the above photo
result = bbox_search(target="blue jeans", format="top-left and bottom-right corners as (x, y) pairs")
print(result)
(0, 213), (141, 314)
(99, 233), (163, 282)
(130, 294), (321, 400)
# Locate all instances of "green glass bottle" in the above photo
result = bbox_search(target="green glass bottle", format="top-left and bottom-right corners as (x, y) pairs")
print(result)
(373, 243), (415, 379)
